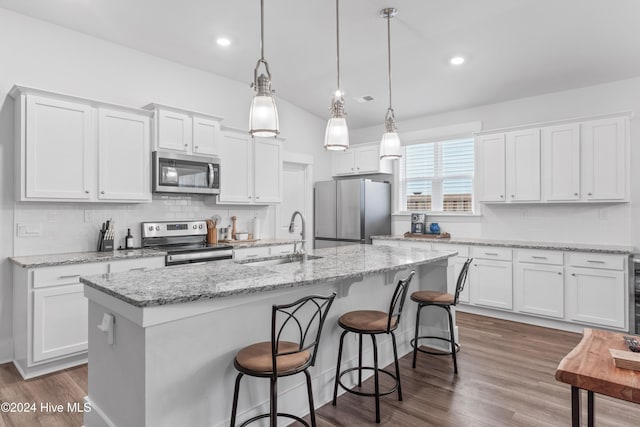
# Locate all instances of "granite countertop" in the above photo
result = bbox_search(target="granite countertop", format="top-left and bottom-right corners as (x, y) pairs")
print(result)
(371, 235), (635, 255)
(9, 249), (167, 268)
(80, 244), (456, 308)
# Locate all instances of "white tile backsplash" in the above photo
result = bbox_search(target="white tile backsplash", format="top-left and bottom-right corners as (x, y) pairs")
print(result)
(13, 195), (274, 256)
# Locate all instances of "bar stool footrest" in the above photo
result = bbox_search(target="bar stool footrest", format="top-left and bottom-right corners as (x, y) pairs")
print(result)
(239, 412), (310, 427)
(337, 366), (399, 397)
(411, 335), (460, 356)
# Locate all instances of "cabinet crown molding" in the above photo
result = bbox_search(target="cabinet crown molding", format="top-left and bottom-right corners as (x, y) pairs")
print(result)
(475, 111), (633, 136)
(142, 103), (224, 122)
(9, 84), (153, 117)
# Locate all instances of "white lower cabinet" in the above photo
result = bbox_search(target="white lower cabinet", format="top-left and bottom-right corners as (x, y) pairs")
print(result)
(566, 267), (626, 329)
(33, 284), (88, 362)
(514, 253), (564, 319)
(13, 256), (165, 379)
(233, 244), (295, 261)
(470, 259), (513, 310)
(470, 247), (513, 310)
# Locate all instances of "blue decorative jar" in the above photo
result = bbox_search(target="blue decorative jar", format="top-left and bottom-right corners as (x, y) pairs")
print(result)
(429, 223), (440, 234)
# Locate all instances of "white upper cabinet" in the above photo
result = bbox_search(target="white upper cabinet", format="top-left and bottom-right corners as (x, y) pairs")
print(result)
(476, 133), (506, 202)
(505, 128), (540, 202)
(97, 108), (151, 201)
(477, 113), (629, 204)
(218, 131), (252, 204)
(11, 86), (152, 203)
(581, 117), (627, 201)
(144, 104), (222, 157)
(542, 123), (580, 201)
(218, 130), (282, 205)
(332, 144), (392, 176)
(24, 95), (94, 200)
(253, 138), (282, 203)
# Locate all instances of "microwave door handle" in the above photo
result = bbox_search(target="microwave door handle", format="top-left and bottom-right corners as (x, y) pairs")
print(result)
(208, 164), (214, 189)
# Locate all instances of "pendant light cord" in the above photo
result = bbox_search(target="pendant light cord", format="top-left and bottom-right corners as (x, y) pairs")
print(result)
(260, 0), (265, 61)
(386, 13), (392, 110)
(336, 0), (341, 92)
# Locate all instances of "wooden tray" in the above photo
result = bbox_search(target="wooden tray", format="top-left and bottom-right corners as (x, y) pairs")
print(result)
(403, 232), (451, 239)
(609, 348), (640, 371)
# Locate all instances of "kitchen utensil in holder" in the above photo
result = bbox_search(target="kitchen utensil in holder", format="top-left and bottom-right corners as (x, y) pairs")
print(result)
(207, 227), (218, 244)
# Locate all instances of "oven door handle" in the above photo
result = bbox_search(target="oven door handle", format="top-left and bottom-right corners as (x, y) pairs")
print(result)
(167, 249), (233, 264)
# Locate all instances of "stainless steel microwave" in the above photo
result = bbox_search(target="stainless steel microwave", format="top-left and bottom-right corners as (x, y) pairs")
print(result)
(152, 151), (220, 195)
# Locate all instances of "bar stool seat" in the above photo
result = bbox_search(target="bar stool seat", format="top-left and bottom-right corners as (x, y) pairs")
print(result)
(230, 293), (336, 427)
(339, 310), (397, 332)
(332, 271), (415, 423)
(235, 341), (310, 374)
(411, 258), (472, 374)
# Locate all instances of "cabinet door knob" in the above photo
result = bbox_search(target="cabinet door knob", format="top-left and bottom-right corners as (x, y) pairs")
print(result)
(100, 191), (105, 195)
(588, 192), (592, 196)
(194, 145), (199, 149)
(571, 273), (576, 276)
(557, 272), (562, 275)
(500, 195), (504, 199)
(256, 196), (260, 199)
(184, 144), (188, 147)
(574, 193), (578, 196)
(511, 194), (514, 198)
(85, 190), (90, 194)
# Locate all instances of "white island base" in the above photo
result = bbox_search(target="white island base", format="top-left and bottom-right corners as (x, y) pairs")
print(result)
(83, 258), (455, 427)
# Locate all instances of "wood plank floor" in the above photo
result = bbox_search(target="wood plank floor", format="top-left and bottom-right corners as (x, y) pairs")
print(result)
(1, 313), (640, 426)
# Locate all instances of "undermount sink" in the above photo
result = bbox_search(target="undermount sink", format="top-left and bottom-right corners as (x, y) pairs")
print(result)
(241, 254), (322, 267)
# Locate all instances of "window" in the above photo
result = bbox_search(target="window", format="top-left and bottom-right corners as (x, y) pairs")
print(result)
(398, 138), (474, 213)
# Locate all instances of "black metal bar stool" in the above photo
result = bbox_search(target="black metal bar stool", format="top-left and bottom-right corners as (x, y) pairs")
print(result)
(332, 271), (415, 423)
(410, 258), (472, 374)
(230, 292), (336, 427)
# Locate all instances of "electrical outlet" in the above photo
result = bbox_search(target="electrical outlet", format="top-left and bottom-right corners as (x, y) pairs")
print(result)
(17, 223), (42, 237)
(84, 210), (93, 223)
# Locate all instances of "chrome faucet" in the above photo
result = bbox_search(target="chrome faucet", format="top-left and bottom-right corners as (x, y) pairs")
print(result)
(288, 210), (306, 256)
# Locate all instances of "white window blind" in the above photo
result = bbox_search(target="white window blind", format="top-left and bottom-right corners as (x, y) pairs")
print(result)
(399, 138), (474, 213)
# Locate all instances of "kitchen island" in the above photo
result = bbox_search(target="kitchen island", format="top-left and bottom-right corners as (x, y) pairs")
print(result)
(80, 244), (457, 427)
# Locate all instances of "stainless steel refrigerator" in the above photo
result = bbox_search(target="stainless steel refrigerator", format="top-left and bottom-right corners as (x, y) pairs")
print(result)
(314, 179), (391, 248)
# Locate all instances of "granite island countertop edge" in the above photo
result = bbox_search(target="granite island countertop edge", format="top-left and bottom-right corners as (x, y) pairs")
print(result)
(80, 246), (456, 308)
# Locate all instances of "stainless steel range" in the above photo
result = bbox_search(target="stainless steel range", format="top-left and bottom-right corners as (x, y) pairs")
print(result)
(141, 220), (233, 266)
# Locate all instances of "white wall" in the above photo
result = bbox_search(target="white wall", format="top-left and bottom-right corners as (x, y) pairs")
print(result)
(352, 77), (640, 249)
(0, 8), (330, 362)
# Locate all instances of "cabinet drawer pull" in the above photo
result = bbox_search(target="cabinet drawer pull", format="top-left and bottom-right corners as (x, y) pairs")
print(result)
(586, 260), (606, 264)
(245, 254), (258, 258)
(484, 252), (499, 256)
(129, 267), (146, 271)
(532, 256), (547, 259)
(279, 250), (290, 254)
(58, 274), (80, 279)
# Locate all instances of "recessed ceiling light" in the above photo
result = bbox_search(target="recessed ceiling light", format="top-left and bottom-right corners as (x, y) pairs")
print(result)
(216, 37), (231, 47)
(450, 56), (465, 65)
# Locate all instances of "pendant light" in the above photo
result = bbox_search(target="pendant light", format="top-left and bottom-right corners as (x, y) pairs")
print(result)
(379, 8), (401, 159)
(249, 0), (279, 137)
(324, 0), (349, 151)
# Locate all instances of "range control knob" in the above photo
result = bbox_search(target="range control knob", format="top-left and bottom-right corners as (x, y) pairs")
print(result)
(193, 225), (197, 229)
(199, 224), (203, 229)
(156, 226), (160, 231)
(148, 226), (154, 231)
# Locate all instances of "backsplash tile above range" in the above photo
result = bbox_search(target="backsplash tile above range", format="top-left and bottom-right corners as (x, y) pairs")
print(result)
(13, 195), (273, 256)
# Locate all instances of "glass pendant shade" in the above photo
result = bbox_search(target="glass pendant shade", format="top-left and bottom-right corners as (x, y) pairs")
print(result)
(249, 92), (279, 138)
(380, 130), (401, 159)
(324, 117), (349, 150)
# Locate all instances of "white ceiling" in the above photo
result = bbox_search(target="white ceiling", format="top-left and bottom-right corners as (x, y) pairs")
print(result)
(2, 0), (640, 129)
